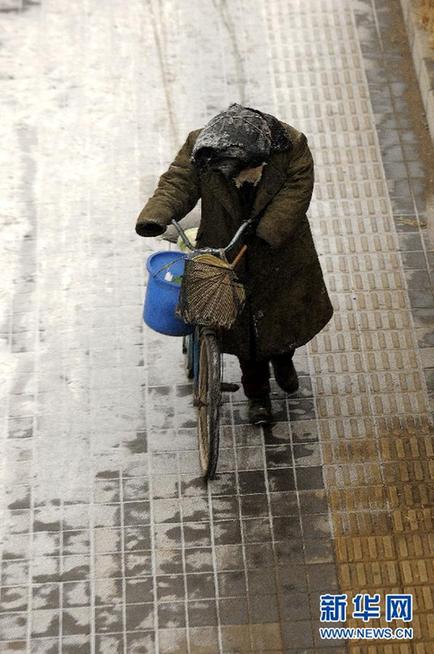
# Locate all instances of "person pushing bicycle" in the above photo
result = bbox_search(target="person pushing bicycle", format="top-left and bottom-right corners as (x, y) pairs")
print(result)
(135, 103), (333, 425)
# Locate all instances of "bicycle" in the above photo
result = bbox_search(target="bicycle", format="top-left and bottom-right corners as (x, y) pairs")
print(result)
(172, 218), (254, 481)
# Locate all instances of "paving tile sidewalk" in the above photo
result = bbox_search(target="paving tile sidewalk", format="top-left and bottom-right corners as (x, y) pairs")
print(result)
(0, 0), (433, 653)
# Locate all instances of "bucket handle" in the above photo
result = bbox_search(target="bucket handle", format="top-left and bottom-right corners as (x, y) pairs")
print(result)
(150, 256), (186, 279)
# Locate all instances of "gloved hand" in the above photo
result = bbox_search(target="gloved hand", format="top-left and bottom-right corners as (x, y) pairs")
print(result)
(135, 220), (167, 237)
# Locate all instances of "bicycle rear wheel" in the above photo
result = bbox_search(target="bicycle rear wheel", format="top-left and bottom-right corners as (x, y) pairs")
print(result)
(196, 330), (221, 480)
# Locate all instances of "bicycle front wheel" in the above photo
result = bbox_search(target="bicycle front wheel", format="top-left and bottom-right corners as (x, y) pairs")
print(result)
(196, 331), (221, 480)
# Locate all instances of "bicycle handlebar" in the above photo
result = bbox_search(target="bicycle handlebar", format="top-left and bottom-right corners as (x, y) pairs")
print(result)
(171, 218), (255, 255)
(171, 220), (196, 250)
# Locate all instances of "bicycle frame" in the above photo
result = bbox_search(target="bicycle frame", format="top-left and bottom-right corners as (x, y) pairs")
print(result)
(175, 217), (254, 480)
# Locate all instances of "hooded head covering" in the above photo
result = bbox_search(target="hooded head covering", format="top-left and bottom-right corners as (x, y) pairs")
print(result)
(191, 103), (291, 179)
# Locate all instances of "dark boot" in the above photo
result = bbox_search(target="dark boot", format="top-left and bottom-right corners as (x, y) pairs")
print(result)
(248, 395), (272, 425)
(271, 351), (299, 394)
(238, 357), (270, 398)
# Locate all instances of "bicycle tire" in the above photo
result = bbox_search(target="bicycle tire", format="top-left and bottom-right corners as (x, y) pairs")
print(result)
(196, 331), (221, 480)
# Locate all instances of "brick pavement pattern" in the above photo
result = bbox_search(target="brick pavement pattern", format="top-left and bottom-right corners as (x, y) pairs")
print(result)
(0, 0), (433, 653)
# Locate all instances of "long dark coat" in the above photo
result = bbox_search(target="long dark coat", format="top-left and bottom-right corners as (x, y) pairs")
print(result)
(136, 122), (333, 360)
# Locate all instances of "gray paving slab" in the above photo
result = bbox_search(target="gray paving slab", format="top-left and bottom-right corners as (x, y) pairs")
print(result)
(0, 1), (433, 653)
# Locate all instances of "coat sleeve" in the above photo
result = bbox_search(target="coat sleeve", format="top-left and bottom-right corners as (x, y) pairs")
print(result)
(255, 132), (314, 249)
(135, 130), (201, 236)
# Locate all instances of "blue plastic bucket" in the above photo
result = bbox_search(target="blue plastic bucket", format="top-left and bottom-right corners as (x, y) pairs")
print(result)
(143, 251), (193, 336)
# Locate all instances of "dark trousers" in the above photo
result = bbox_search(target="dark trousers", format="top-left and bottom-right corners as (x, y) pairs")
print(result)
(238, 350), (295, 398)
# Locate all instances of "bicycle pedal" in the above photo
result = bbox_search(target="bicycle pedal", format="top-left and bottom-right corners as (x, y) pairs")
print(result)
(220, 382), (240, 393)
